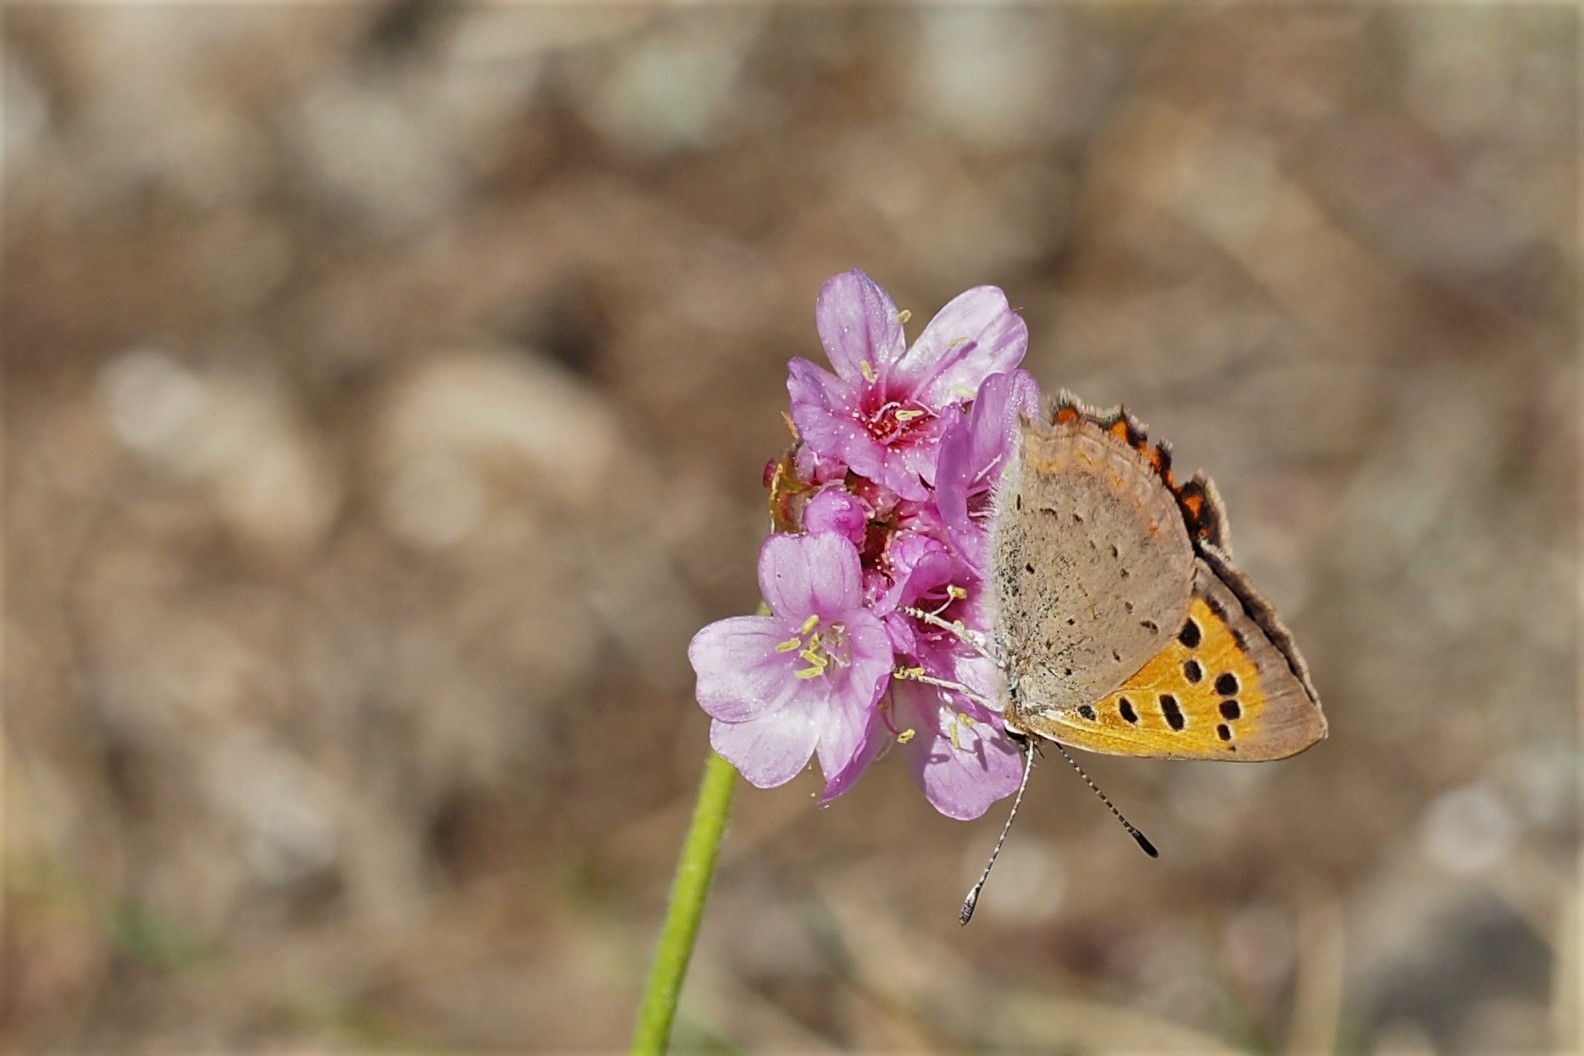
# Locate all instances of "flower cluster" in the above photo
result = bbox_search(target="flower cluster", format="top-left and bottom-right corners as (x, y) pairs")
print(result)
(688, 270), (1042, 819)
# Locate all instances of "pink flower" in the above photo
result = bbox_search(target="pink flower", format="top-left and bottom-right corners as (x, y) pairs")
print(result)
(788, 270), (1028, 501)
(690, 532), (894, 793)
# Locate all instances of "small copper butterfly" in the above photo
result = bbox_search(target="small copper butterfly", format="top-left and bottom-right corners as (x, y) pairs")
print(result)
(958, 391), (1326, 922)
(991, 390), (1326, 761)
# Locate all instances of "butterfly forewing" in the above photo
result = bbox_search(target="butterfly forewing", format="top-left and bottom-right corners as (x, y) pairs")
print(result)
(993, 409), (1196, 717)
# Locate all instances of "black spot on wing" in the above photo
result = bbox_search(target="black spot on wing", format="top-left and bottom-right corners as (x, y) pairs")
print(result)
(1159, 694), (1185, 730)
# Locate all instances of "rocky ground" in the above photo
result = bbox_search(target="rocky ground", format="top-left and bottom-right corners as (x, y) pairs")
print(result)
(3, 5), (1576, 1052)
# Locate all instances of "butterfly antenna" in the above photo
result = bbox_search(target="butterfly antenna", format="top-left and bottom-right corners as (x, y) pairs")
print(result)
(1051, 741), (1159, 858)
(959, 743), (1037, 925)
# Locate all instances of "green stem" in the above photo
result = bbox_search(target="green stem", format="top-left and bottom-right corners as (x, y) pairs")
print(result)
(630, 749), (737, 1055)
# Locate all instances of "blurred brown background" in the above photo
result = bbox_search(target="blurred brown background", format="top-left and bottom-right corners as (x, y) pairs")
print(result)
(2, 5), (1577, 1053)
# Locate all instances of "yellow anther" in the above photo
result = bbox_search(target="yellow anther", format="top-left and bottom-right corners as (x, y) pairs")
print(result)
(775, 638), (802, 653)
(946, 584), (968, 600)
(950, 384), (977, 400)
(799, 614), (820, 635)
(799, 647), (827, 669)
(950, 723), (962, 751)
(961, 714), (977, 726)
(795, 665), (824, 680)
(897, 309), (912, 324)
(898, 728), (916, 744)
(894, 409), (926, 422)
(859, 360), (876, 383)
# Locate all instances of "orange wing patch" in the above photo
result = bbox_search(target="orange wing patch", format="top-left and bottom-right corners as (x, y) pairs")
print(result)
(1093, 595), (1265, 757)
(1013, 596), (1269, 761)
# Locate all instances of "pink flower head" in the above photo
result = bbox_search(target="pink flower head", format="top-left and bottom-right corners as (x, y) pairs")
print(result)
(788, 270), (1028, 501)
(693, 271), (1041, 820)
(690, 532), (894, 793)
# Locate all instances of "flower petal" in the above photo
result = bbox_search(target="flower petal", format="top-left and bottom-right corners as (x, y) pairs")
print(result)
(788, 358), (887, 477)
(812, 608), (907, 800)
(874, 530), (958, 615)
(835, 613), (896, 703)
(803, 488), (868, 547)
(936, 370), (1041, 569)
(913, 730), (1024, 820)
(815, 686), (874, 784)
(819, 706), (886, 804)
(895, 682), (1023, 820)
(883, 421), (950, 499)
(800, 611), (894, 750)
(948, 637), (1005, 705)
(865, 446), (934, 502)
(815, 269), (907, 381)
(894, 286), (1028, 408)
(758, 532), (865, 620)
(688, 615), (803, 724)
(711, 710), (821, 788)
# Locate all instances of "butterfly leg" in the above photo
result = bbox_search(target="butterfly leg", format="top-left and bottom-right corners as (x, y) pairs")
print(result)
(897, 606), (1003, 665)
(893, 666), (999, 712)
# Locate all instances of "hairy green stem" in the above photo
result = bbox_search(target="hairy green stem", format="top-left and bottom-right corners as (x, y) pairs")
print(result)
(630, 750), (736, 1055)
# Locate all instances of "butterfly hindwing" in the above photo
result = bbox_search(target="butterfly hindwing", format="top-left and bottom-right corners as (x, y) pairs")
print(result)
(1009, 547), (1326, 761)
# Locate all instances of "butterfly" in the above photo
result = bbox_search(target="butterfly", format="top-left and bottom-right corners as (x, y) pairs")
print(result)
(990, 391), (1326, 762)
(954, 391), (1326, 922)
